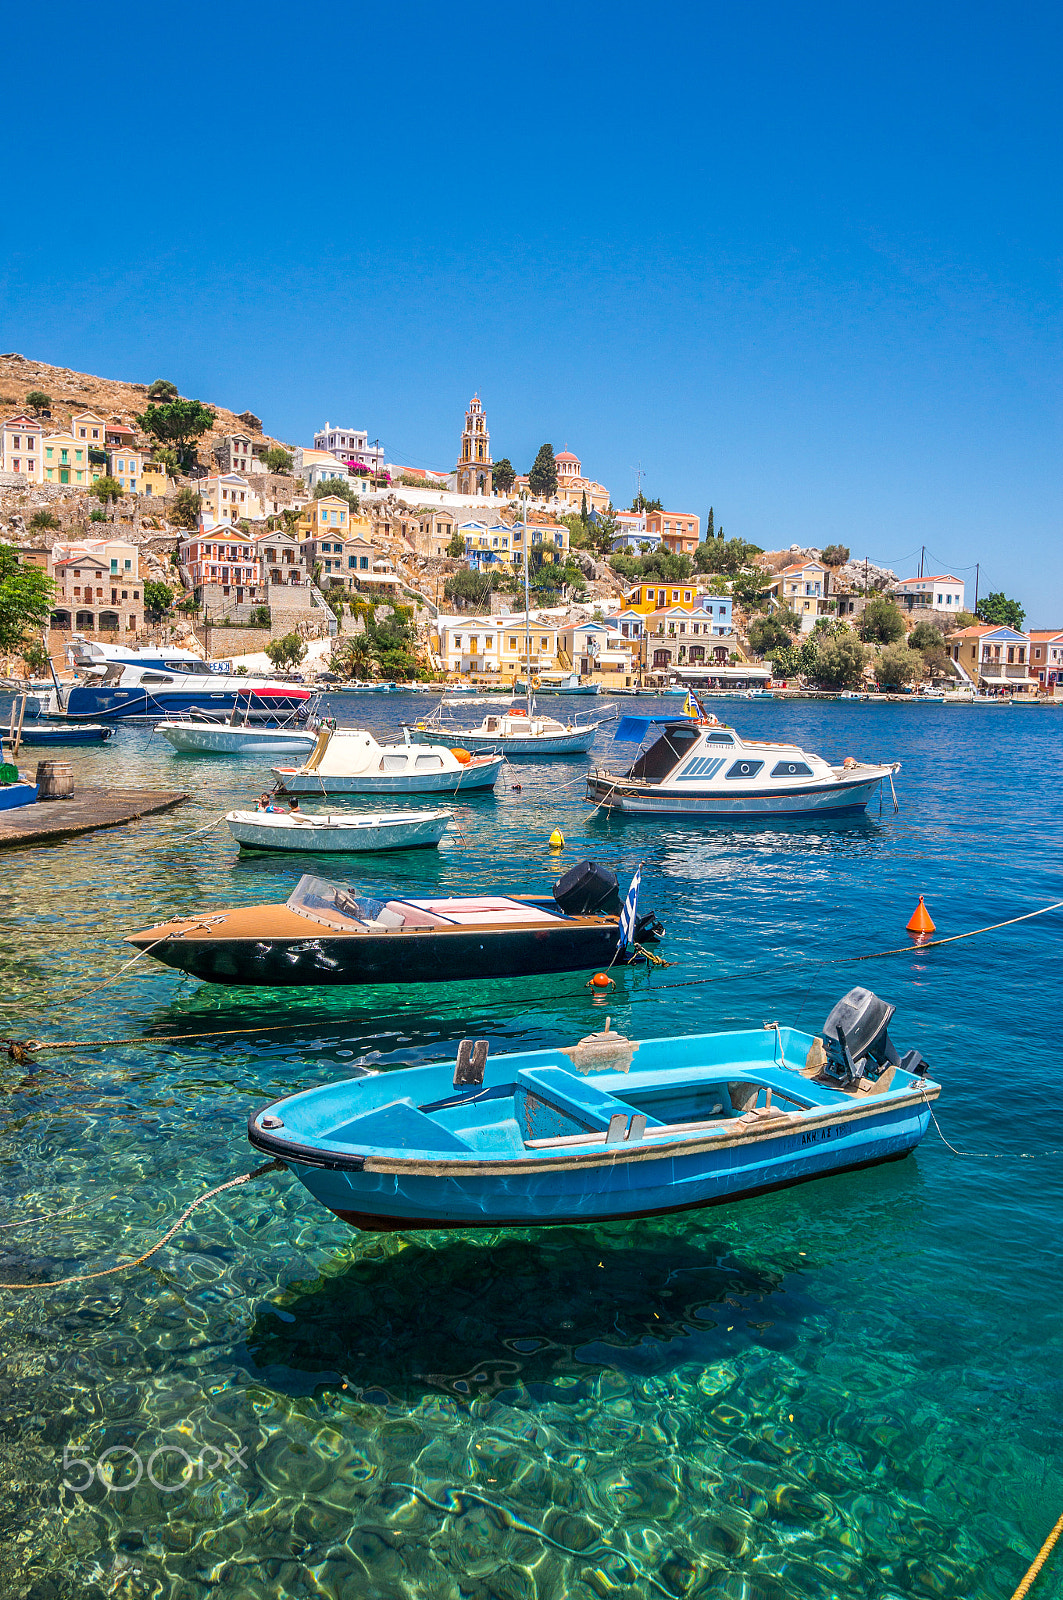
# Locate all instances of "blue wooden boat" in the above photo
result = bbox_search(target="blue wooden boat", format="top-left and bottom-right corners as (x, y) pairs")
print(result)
(10, 721), (113, 744)
(248, 987), (939, 1230)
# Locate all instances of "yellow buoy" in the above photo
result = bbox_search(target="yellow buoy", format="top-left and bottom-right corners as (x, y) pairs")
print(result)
(548, 827), (565, 850)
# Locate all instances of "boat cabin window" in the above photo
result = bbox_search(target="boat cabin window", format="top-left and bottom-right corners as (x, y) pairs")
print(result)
(414, 755), (444, 769)
(627, 724), (702, 783)
(704, 731), (735, 744)
(139, 673), (175, 684)
(771, 760), (813, 777)
(726, 759), (764, 780)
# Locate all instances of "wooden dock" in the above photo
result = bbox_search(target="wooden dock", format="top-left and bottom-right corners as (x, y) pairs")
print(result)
(0, 787), (187, 848)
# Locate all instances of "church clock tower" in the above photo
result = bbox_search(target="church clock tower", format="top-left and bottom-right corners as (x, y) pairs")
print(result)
(455, 394), (492, 496)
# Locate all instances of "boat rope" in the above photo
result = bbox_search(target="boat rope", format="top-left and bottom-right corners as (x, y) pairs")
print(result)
(632, 941), (674, 968)
(1009, 1511), (1063, 1600)
(393, 1482), (676, 1599)
(648, 898), (1063, 992)
(0, 1159), (285, 1291)
(921, 1089), (1063, 1160)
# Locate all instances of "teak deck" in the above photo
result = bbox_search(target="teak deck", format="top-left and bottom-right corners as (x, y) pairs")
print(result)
(0, 787), (187, 848)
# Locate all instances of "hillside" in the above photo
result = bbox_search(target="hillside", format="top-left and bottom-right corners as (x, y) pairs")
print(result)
(0, 352), (290, 464)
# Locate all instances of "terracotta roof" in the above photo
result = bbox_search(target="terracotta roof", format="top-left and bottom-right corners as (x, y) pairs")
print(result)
(894, 574), (961, 585)
(1028, 629), (1063, 641)
(554, 450), (579, 463)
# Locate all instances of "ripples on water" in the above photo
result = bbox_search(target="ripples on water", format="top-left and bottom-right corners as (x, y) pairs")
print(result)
(0, 695), (1061, 1598)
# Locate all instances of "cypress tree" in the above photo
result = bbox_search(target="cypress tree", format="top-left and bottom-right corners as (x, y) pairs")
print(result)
(706, 506), (715, 540)
(528, 443), (557, 499)
(580, 491), (588, 521)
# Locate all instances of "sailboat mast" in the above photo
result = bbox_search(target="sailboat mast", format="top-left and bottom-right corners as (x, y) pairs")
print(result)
(523, 491), (531, 714)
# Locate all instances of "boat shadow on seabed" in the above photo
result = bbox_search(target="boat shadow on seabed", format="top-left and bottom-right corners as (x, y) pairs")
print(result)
(243, 1163), (923, 1405)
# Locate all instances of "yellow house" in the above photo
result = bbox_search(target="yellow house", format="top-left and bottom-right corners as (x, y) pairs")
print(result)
(626, 580), (696, 614)
(71, 411), (107, 449)
(140, 461), (171, 497)
(42, 432), (90, 486)
(296, 494), (357, 541)
(107, 448), (145, 494)
(511, 520), (569, 566)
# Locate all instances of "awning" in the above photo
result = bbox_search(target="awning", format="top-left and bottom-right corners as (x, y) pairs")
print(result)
(614, 714), (693, 741)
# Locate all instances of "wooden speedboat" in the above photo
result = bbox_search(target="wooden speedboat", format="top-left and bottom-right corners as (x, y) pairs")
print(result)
(225, 807), (453, 853)
(405, 706), (606, 757)
(247, 986), (937, 1230)
(272, 727), (503, 794)
(587, 714), (899, 817)
(127, 860), (657, 986)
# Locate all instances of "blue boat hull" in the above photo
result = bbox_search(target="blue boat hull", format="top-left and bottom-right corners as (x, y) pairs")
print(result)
(249, 1027), (938, 1231)
(64, 685), (309, 722)
(288, 1109), (926, 1229)
(0, 782), (39, 810)
(12, 722), (112, 744)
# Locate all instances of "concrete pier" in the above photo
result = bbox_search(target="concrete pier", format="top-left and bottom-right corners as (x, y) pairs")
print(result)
(0, 787), (187, 848)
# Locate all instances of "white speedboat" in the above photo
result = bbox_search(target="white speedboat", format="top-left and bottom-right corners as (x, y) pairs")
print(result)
(405, 706), (606, 757)
(157, 720), (320, 756)
(272, 727), (504, 795)
(58, 638), (313, 723)
(226, 807), (453, 852)
(586, 714), (898, 817)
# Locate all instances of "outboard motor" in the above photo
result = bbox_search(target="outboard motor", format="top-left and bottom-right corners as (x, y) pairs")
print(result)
(553, 860), (621, 916)
(821, 986), (928, 1087)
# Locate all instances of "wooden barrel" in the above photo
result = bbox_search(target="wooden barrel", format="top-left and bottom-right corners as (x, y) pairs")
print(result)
(35, 760), (74, 801)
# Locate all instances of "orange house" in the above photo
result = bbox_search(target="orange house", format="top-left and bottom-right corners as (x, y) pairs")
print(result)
(644, 510), (700, 556)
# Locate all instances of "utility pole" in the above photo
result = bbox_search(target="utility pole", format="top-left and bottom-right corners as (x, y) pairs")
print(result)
(974, 562), (979, 613)
(864, 555), (869, 595)
(919, 545), (925, 578)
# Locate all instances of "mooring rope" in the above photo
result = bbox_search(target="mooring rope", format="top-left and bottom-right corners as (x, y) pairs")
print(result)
(921, 1089), (1063, 1160)
(647, 899), (1063, 993)
(1009, 1512), (1063, 1600)
(0, 1159), (285, 1290)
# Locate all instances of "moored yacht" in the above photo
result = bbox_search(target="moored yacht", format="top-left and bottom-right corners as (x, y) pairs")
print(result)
(57, 637), (312, 722)
(586, 714), (898, 817)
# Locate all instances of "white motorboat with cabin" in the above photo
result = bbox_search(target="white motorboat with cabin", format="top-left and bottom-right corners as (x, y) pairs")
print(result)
(272, 727), (504, 795)
(226, 806), (453, 853)
(516, 670), (600, 696)
(586, 713), (899, 817)
(404, 703), (607, 757)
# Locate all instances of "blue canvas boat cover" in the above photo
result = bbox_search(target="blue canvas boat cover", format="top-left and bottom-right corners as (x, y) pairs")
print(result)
(614, 715), (692, 742)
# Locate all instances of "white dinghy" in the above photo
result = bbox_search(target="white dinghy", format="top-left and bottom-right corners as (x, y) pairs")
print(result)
(272, 726), (504, 795)
(226, 807), (454, 853)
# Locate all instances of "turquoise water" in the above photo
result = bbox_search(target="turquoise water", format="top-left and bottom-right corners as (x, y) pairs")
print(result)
(0, 694), (1061, 1599)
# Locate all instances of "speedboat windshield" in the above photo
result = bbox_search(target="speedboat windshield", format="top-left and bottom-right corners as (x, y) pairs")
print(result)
(628, 723), (702, 782)
(286, 874), (384, 926)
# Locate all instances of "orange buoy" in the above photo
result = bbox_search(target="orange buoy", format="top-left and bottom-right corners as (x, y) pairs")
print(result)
(906, 896), (936, 940)
(450, 747), (472, 764)
(588, 972), (615, 990)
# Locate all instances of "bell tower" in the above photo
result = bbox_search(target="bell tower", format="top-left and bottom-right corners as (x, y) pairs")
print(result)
(456, 394), (492, 496)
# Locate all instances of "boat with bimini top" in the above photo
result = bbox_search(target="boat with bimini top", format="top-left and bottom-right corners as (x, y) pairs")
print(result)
(246, 986), (938, 1231)
(586, 713), (898, 817)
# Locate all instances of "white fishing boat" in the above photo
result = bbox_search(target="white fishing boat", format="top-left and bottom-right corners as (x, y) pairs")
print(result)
(587, 713), (899, 817)
(516, 670), (600, 696)
(226, 807), (453, 852)
(272, 727), (504, 795)
(405, 705), (607, 757)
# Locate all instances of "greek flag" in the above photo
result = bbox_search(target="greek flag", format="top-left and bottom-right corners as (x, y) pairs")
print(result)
(618, 864), (642, 950)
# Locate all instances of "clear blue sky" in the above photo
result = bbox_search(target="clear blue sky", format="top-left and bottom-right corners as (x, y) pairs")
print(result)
(3, 2), (1060, 619)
